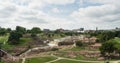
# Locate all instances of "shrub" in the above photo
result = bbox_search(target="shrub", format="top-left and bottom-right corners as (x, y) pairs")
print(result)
(76, 41), (83, 47)
(51, 48), (59, 51)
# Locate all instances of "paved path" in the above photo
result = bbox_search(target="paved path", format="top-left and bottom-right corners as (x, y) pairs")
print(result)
(111, 61), (120, 63)
(22, 58), (26, 63)
(45, 58), (62, 63)
(50, 54), (104, 63)
(19, 48), (120, 63)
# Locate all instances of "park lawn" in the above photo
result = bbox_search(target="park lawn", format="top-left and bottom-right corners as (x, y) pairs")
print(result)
(113, 38), (120, 43)
(69, 47), (85, 51)
(55, 51), (96, 61)
(0, 35), (9, 44)
(2, 37), (32, 50)
(18, 37), (32, 46)
(38, 33), (66, 40)
(73, 54), (98, 61)
(10, 60), (22, 63)
(25, 56), (57, 63)
(0, 36), (32, 51)
(0, 59), (22, 63)
(0, 61), (4, 63)
(51, 59), (97, 63)
(2, 43), (15, 50)
(55, 47), (99, 61)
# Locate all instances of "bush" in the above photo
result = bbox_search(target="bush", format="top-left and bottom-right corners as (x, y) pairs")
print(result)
(8, 31), (22, 45)
(51, 48), (59, 51)
(58, 42), (74, 46)
(31, 33), (37, 37)
(76, 41), (83, 47)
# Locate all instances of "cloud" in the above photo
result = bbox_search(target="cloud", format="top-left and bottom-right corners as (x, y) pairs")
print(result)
(71, 0), (120, 29)
(0, 0), (119, 30)
(51, 8), (60, 13)
(87, 0), (119, 4)
(45, 0), (75, 5)
(0, 6), (17, 18)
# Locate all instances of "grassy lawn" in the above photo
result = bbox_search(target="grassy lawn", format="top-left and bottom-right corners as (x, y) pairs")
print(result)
(113, 38), (120, 43)
(0, 60), (22, 63)
(69, 47), (85, 51)
(25, 56), (57, 63)
(10, 60), (22, 63)
(38, 33), (66, 40)
(2, 37), (32, 50)
(2, 43), (15, 50)
(19, 38), (32, 46)
(0, 35), (9, 44)
(0, 62), (4, 63)
(55, 46), (100, 61)
(51, 59), (97, 63)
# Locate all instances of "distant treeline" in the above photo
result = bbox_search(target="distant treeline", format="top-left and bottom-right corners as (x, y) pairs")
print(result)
(90, 31), (120, 42)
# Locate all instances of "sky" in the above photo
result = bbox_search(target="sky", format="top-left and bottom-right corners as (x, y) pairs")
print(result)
(0, 0), (120, 30)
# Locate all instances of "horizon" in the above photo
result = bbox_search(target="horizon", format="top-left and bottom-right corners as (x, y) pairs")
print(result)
(0, 0), (120, 30)
(0, 26), (119, 30)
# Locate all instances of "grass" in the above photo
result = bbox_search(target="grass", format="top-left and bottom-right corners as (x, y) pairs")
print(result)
(2, 43), (15, 50)
(55, 46), (101, 61)
(10, 60), (22, 63)
(38, 33), (66, 40)
(69, 47), (85, 51)
(25, 56), (57, 63)
(0, 59), (22, 63)
(19, 38), (32, 46)
(0, 35), (9, 44)
(0, 61), (4, 63)
(51, 59), (97, 63)
(113, 38), (120, 43)
(2, 37), (32, 50)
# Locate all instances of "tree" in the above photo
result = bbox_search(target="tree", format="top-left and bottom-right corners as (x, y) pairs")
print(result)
(16, 26), (26, 34)
(8, 31), (22, 45)
(76, 41), (83, 47)
(100, 40), (117, 57)
(115, 31), (120, 38)
(31, 33), (37, 37)
(115, 44), (120, 55)
(26, 30), (31, 33)
(31, 27), (41, 34)
(97, 31), (115, 42)
(0, 28), (7, 36)
(6, 28), (11, 33)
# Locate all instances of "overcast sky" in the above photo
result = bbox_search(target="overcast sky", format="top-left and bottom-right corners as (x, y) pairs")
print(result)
(0, 0), (120, 30)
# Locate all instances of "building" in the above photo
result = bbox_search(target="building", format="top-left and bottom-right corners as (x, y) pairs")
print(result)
(72, 28), (85, 33)
(43, 29), (50, 32)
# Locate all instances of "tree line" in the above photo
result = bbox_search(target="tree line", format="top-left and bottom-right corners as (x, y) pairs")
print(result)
(0, 26), (42, 45)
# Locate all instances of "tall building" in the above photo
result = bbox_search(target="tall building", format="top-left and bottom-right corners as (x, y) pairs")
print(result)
(96, 27), (98, 31)
(80, 28), (84, 31)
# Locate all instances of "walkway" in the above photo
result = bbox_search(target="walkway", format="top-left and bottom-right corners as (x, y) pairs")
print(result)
(22, 58), (26, 63)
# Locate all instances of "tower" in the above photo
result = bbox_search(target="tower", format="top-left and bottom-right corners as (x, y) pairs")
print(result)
(96, 27), (98, 31)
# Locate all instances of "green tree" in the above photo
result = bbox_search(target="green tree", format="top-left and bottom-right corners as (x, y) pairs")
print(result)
(97, 31), (115, 42)
(100, 40), (117, 57)
(6, 28), (11, 33)
(16, 26), (26, 34)
(31, 33), (37, 37)
(115, 31), (120, 38)
(115, 44), (120, 55)
(8, 31), (22, 45)
(0, 28), (7, 36)
(31, 27), (41, 34)
(76, 41), (83, 47)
